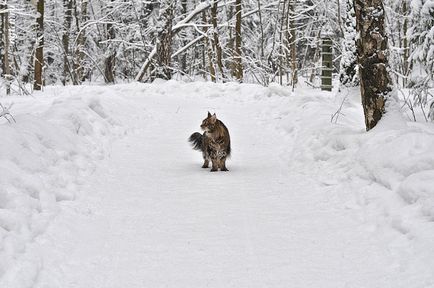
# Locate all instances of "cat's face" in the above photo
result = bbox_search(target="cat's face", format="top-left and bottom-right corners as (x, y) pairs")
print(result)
(201, 112), (217, 132)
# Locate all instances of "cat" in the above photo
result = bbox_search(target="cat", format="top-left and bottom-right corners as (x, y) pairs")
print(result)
(189, 112), (231, 172)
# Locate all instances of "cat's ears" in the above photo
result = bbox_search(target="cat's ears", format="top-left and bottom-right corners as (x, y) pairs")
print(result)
(207, 111), (217, 122)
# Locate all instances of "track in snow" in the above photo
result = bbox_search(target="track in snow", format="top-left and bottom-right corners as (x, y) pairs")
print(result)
(28, 83), (414, 288)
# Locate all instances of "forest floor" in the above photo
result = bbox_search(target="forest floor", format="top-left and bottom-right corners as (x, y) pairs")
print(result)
(1, 81), (434, 288)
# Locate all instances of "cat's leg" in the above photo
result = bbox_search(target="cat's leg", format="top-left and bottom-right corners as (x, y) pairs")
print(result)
(202, 151), (209, 168)
(220, 157), (229, 171)
(210, 157), (219, 172)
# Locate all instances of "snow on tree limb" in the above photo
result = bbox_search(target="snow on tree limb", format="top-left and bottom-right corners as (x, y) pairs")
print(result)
(135, 0), (280, 82)
(0, 103), (16, 123)
(135, 1), (223, 82)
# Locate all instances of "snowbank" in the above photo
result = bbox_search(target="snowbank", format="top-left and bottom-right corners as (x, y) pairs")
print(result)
(0, 90), (123, 284)
(0, 80), (433, 287)
(259, 85), (434, 270)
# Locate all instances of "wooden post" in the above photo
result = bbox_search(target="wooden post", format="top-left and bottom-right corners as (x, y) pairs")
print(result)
(321, 36), (333, 91)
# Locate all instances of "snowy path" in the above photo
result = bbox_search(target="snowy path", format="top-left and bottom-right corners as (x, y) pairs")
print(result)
(19, 83), (429, 288)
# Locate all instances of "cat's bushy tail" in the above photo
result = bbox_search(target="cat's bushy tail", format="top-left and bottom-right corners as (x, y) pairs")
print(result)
(189, 132), (204, 151)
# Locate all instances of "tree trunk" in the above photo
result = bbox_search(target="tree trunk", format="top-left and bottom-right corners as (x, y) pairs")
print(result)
(233, 0), (243, 81)
(180, 0), (188, 73)
(154, 1), (174, 80)
(0, 3), (4, 76)
(1, 2), (11, 95)
(62, 0), (74, 85)
(202, 11), (216, 82)
(402, 0), (409, 87)
(257, 0), (265, 58)
(104, 1), (116, 84)
(74, 0), (88, 83)
(211, 2), (226, 81)
(354, 0), (392, 131)
(102, 0), (116, 83)
(34, 0), (44, 91)
(278, 0), (287, 85)
(288, 0), (297, 87)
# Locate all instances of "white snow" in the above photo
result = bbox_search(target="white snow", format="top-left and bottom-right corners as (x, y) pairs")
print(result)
(1, 81), (434, 287)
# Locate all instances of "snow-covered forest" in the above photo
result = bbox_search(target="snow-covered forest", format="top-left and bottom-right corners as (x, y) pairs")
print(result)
(1, 1), (434, 287)
(0, 1), (432, 95)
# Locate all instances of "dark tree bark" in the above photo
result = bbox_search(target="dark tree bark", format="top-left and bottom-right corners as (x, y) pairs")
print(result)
(1, 2), (11, 94)
(180, 0), (188, 73)
(401, 0), (409, 87)
(104, 0), (116, 83)
(354, 0), (392, 131)
(287, 0), (297, 86)
(74, 0), (88, 83)
(0, 3), (4, 76)
(233, 0), (243, 81)
(62, 0), (74, 85)
(34, 0), (44, 91)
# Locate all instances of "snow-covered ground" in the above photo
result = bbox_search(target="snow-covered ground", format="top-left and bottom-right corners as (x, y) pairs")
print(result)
(0, 81), (433, 287)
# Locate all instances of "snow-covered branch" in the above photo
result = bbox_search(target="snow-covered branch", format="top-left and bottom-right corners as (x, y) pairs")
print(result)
(0, 103), (16, 123)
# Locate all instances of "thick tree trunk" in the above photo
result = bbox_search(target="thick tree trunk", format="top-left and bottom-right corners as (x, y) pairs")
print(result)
(233, 0), (243, 81)
(354, 0), (392, 131)
(34, 0), (44, 91)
